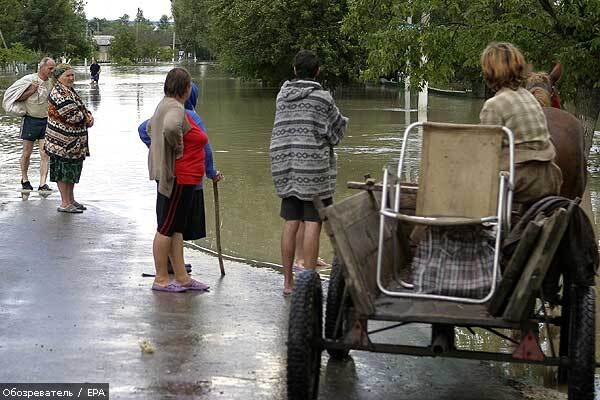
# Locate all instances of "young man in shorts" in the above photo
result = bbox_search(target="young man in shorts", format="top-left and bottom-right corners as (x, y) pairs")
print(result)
(270, 50), (348, 295)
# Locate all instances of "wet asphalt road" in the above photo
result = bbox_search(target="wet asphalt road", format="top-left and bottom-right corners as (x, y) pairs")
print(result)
(0, 193), (554, 399)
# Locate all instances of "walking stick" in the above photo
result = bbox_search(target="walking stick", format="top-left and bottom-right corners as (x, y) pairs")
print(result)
(213, 180), (225, 276)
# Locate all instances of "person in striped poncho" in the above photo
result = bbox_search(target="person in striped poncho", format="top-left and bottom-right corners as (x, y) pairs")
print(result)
(270, 50), (348, 295)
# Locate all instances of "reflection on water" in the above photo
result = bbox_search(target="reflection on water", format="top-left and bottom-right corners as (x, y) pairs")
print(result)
(0, 64), (598, 394)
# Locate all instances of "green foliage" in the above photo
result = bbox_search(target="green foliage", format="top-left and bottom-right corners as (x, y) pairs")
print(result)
(197, 0), (362, 86)
(0, 42), (38, 66)
(158, 15), (171, 31)
(343, 0), (600, 103)
(110, 27), (137, 63)
(20, 0), (90, 59)
(171, 0), (211, 59)
(109, 10), (170, 64)
(0, 0), (24, 46)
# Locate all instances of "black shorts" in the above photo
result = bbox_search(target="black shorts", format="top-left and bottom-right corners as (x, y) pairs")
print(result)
(183, 188), (206, 240)
(280, 196), (332, 222)
(20, 116), (47, 141)
(156, 182), (196, 237)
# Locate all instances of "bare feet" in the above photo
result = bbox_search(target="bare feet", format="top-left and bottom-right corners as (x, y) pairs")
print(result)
(283, 286), (293, 296)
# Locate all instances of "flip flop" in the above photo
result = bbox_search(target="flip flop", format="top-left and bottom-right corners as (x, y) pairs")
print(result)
(181, 279), (210, 291)
(57, 205), (83, 214)
(152, 282), (187, 292)
(72, 201), (87, 210)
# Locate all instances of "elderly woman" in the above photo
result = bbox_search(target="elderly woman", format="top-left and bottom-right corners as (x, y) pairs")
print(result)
(148, 67), (212, 292)
(479, 42), (562, 205)
(44, 64), (93, 213)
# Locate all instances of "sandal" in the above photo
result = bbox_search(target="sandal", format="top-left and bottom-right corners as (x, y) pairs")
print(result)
(38, 184), (53, 192)
(152, 282), (187, 292)
(72, 201), (87, 210)
(57, 204), (83, 214)
(180, 279), (210, 291)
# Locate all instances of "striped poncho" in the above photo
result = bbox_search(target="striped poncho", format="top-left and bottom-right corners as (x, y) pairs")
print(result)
(270, 80), (348, 201)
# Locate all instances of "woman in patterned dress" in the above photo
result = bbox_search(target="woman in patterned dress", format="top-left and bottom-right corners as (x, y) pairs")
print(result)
(44, 64), (94, 213)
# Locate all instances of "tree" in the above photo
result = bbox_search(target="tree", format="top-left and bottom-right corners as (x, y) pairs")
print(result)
(171, 0), (211, 59)
(200, 0), (362, 85)
(20, 0), (90, 60)
(111, 27), (137, 62)
(0, 42), (37, 66)
(343, 0), (600, 152)
(118, 14), (130, 25)
(0, 0), (24, 46)
(158, 15), (171, 31)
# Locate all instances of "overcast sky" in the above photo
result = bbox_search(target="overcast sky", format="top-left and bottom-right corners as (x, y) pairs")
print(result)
(85, 0), (172, 21)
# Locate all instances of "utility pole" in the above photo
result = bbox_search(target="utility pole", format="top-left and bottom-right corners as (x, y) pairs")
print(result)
(172, 30), (176, 63)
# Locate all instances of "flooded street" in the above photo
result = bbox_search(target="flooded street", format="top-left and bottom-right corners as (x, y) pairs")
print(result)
(0, 63), (598, 397)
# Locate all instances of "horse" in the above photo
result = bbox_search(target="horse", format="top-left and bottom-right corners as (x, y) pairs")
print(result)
(526, 64), (587, 200)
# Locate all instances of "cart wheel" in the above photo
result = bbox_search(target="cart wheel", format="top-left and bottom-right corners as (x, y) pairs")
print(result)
(566, 285), (595, 400)
(325, 257), (351, 359)
(287, 270), (323, 400)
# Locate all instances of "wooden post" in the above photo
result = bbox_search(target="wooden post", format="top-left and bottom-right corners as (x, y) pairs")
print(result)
(213, 180), (225, 276)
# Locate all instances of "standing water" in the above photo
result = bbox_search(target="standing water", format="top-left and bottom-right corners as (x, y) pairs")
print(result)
(0, 63), (598, 395)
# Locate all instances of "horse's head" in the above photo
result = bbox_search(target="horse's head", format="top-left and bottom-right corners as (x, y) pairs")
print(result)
(526, 63), (562, 108)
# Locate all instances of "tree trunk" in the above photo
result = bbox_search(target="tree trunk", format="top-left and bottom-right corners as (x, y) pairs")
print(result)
(574, 86), (600, 156)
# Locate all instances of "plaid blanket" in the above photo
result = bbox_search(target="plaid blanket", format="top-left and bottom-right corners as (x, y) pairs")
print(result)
(412, 226), (496, 298)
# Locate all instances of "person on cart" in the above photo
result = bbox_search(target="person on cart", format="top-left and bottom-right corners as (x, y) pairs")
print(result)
(412, 42), (562, 297)
(479, 42), (562, 205)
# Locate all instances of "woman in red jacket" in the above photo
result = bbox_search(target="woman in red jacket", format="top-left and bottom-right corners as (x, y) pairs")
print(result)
(148, 67), (211, 292)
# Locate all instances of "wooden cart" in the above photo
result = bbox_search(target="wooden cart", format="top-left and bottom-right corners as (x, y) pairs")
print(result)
(286, 122), (598, 400)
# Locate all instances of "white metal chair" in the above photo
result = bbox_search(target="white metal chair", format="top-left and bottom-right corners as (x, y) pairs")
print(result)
(376, 121), (515, 303)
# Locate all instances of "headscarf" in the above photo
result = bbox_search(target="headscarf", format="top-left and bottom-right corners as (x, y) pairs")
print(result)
(184, 82), (199, 111)
(52, 63), (72, 80)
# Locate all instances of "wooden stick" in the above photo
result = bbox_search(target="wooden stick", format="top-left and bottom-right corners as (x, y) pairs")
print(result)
(213, 180), (225, 276)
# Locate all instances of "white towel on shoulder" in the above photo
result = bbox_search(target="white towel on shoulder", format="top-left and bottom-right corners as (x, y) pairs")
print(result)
(1, 74), (37, 117)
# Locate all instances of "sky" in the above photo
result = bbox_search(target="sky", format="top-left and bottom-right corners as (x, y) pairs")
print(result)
(85, 0), (172, 21)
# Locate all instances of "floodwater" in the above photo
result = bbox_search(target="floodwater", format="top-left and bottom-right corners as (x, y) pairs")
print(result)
(0, 63), (598, 396)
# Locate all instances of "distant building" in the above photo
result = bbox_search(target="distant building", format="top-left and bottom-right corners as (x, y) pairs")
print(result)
(92, 35), (114, 62)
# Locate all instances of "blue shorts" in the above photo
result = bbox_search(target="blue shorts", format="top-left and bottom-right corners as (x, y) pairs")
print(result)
(20, 116), (47, 141)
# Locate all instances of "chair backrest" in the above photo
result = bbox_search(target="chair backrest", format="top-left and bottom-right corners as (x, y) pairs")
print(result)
(416, 122), (504, 219)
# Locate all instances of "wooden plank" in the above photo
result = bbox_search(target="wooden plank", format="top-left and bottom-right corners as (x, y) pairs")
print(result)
(321, 190), (416, 316)
(417, 125), (503, 218)
(488, 215), (544, 316)
(503, 208), (569, 322)
(372, 296), (519, 329)
(347, 181), (419, 194)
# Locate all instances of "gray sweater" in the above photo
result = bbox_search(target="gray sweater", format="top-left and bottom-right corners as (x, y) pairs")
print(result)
(270, 80), (348, 201)
(148, 97), (190, 197)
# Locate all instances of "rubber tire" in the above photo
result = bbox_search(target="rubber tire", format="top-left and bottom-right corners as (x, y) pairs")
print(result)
(287, 270), (323, 400)
(324, 258), (351, 359)
(567, 285), (595, 400)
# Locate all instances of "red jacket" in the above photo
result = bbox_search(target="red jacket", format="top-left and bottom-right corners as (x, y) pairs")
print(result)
(175, 113), (208, 184)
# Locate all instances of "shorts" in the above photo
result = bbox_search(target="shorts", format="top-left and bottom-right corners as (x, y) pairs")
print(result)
(49, 155), (83, 183)
(91, 73), (99, 82)
(156, 182), (195, 237)
(183, 188), (206, 240)
(280, 196), (332, 222)
(20, 116), (47, 141)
